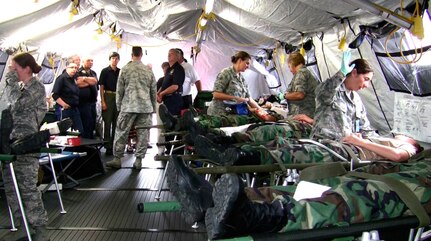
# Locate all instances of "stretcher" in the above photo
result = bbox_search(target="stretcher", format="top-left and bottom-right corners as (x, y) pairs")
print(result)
(214, 215), (430, 241)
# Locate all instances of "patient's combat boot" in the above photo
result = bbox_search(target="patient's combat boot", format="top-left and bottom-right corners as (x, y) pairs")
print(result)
(10, 130), (50, 155)
(166, 155), (213, 224)
(133, 157), (142, 169)
(194, 135), (227, 165)
(159, 104), (177, 131)
(184, 111), (206, 144)
(106, 158), (122, 169)
(33, 226), (50, 241)
(205, 174), (287, 240)
(220, 148), (261, 166)
(205, 133), (237, 146)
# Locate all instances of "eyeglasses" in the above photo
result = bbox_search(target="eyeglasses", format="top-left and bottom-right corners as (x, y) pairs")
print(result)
(67, 66), (78, 69)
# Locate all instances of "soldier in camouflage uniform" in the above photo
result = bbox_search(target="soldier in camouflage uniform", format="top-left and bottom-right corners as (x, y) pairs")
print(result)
(278, 52), (318, 118)
(205, 160), (431, 239)
(106, 46), (157, 170)
(311, 52), (377, 141)
(1, 53), (50, 241)
(207, 51), (262, 116)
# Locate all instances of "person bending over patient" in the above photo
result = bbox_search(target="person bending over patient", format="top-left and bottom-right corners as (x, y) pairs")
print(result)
(207, 51), (262, 116)
(277, 52), (318, 118)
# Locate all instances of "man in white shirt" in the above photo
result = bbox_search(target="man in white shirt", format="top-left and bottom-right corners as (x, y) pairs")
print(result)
(176, 48), (202, 109)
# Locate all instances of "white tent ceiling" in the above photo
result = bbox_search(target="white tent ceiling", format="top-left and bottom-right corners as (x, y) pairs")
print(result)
(1, 0), (428, 138)
(0, 0), (414, 53)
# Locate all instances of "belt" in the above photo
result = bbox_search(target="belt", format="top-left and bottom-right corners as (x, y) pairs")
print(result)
(105, 90), (116, 94)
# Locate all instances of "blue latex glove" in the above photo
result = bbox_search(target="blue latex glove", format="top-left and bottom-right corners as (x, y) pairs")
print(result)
(340, 51), (355, 76)
(278, 92), (285, 101)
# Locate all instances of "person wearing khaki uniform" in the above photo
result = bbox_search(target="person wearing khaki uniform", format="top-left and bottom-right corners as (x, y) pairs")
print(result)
(106, 46), (157, 169)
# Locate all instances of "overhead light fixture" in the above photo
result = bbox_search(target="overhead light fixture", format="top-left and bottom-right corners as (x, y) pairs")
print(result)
(200, 17), (208, 27)
(344, 0), (413, 29)
(205, 0), (214, 14)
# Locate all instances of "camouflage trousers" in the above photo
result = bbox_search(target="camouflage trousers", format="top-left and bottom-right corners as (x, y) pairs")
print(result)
(245, 160), (431, 232)
(244, 120), (312, 143)
(1, 154), (48, 226)
(113, 112), (151, 159)
(240, 136), (350, 165)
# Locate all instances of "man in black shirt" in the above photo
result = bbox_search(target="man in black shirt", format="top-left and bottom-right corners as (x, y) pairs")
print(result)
(76, 57), (98, 139)
(157, 49), (185, 116)
(99, 52), (120, 155)
(51, 62), (84, 133)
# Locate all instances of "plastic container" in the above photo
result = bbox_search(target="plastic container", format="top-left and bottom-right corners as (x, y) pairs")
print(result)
(67, 137), (81, 146)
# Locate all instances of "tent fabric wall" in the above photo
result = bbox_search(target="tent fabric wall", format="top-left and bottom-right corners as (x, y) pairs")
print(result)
(1, 0), (428, 138)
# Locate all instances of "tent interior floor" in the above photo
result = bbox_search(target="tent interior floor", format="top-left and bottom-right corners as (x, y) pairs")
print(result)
(0, 139), (208, 241)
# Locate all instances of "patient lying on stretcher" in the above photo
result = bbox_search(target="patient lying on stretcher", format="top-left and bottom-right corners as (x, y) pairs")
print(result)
(167, 154), (431, 240)
(185, 109), (422, 164)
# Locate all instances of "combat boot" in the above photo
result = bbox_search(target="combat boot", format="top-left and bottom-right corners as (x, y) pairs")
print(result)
(32, 226), (50, 241)
(159, 104), (177, 131)
(205, 174), (287, 240)
(205, 133), (237, 146)
(173, 114), (186, 131)
(184, 111), (206, 143)
(194, 135), (227, 165)
(133, 157), (142, 169)
(220, 148), (261, 166)
(106, 158), (122, 169)
(166, 155), (213, 224)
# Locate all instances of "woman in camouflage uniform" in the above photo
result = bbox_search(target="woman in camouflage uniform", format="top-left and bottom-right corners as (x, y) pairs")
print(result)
(1, 53), (50, 241)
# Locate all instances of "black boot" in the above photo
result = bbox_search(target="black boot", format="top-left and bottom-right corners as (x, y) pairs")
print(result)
(159, 104), (177, 131)
(194, 135), (229, 165)
(205, 174), (287, 240)
(205, 133), (237, 145)
(184, 111), (206, 144)
(220, 148), (261, 166)
(166, 155), (213, 224)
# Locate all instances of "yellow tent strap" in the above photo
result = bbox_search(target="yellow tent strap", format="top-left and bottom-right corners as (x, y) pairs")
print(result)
(385, 0), (423, 64)
(338, 21), (347, 51)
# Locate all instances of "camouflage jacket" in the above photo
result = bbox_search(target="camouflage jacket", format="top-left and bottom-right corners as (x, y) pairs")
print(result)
(287, 66), (318, 118)
(3, 71), (46, 140)
(207, 66), (250, 116)
(311, 71), (375, 140)
(116, 60), (157, 113)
